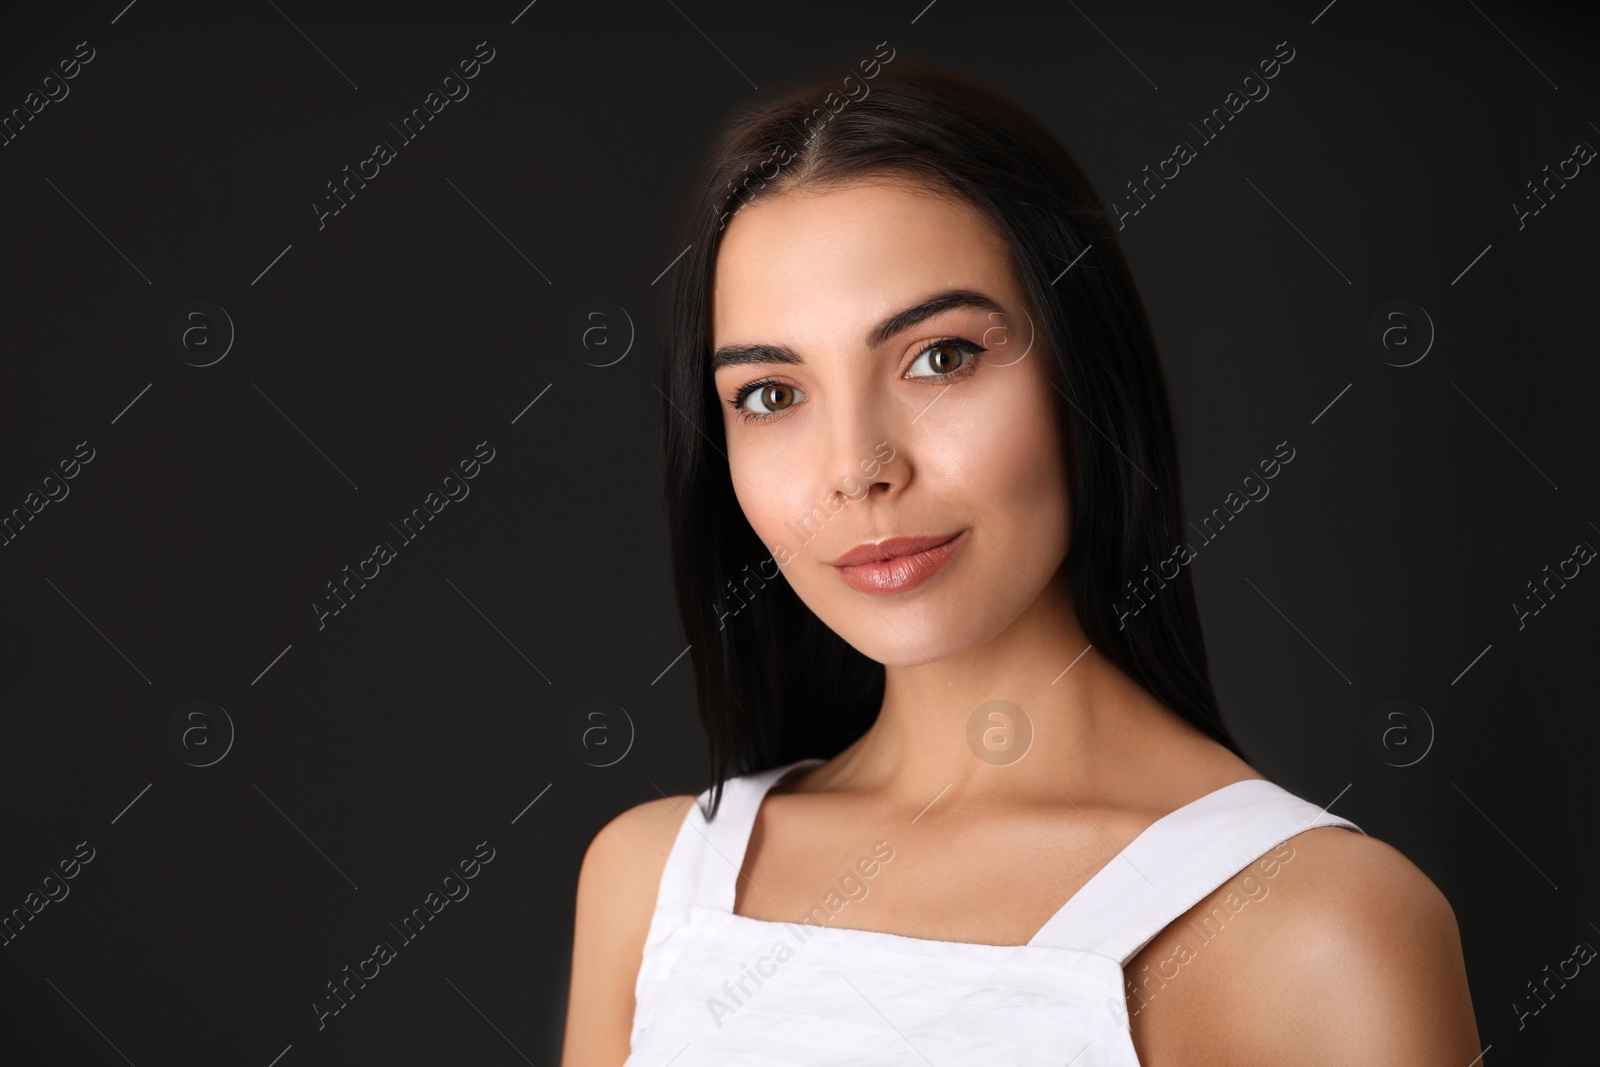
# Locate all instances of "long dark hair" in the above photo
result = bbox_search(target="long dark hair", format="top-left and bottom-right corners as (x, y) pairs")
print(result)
(658, 58), (1245, 818)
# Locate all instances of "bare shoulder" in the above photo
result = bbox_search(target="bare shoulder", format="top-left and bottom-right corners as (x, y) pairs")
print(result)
(571, 791), (700, 962)
(580, 792), (701, 903)
(560, 793), (699, 1067)
(1130, 824), (1484, 1065)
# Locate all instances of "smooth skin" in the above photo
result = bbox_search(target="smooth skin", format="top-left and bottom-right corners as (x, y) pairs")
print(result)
(562, 177), (1483, 1065)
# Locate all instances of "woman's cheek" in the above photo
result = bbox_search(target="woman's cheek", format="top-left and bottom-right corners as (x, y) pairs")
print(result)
(930, 383), (1030, 482)
(732, 451), (811, 550)
(973, 377), (1068, 519)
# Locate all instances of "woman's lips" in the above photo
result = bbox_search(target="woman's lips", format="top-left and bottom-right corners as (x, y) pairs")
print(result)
(831, 530), (968, 595)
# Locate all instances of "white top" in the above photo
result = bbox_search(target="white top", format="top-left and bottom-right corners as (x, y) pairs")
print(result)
(624, 757), (1363, 1066)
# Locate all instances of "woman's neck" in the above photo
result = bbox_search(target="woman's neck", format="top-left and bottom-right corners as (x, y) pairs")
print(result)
(821, 576), (1221, 804)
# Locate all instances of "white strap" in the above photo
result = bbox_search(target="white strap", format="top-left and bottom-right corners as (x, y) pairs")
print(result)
(1029, 778), (1363, 963)
(654, 758), (823, 915)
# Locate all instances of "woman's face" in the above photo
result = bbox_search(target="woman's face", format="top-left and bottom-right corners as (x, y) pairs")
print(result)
(709, 177), (1073, 666)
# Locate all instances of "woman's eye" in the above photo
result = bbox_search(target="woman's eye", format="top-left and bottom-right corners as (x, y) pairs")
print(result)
(906, 339), (983, 379)
(730, 340), (982, 423)
(738, 381), (807, 417)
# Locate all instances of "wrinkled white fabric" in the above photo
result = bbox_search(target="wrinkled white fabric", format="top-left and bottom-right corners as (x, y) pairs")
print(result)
(624, 757), (1363, 1065)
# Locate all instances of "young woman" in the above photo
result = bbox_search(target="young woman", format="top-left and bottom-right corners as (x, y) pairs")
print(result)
(563, 60), (1483, 1065)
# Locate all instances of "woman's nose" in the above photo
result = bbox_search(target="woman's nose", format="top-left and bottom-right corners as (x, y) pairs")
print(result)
(828, 430), (901, 505)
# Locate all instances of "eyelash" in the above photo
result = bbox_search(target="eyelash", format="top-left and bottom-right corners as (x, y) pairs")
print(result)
(727, 337), (987, 424)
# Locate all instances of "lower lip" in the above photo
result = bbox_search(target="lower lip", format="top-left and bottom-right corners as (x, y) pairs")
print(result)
(833, 531), (968, 596)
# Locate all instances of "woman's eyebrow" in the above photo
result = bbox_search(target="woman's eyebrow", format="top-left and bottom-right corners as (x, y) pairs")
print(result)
(710, 288), (1005, 372)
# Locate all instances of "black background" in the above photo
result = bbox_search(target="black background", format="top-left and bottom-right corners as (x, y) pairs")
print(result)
(1, 0), (1596, 1063)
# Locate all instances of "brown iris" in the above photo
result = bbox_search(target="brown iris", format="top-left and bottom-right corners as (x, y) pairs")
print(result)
(923, 343), (964, 375)
(758, 383), (797, 411)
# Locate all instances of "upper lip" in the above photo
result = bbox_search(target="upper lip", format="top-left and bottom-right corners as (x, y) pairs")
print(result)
(829, 531), (964, 568)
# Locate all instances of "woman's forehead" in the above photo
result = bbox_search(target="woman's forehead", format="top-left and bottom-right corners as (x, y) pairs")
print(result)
(711, 183), (1016, 344)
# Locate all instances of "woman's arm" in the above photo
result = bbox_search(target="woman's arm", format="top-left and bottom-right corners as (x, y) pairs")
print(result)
(561, 794), (697, 1067)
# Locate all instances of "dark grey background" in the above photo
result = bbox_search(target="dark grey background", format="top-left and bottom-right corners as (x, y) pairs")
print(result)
(1, 0), (1595, 1063)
